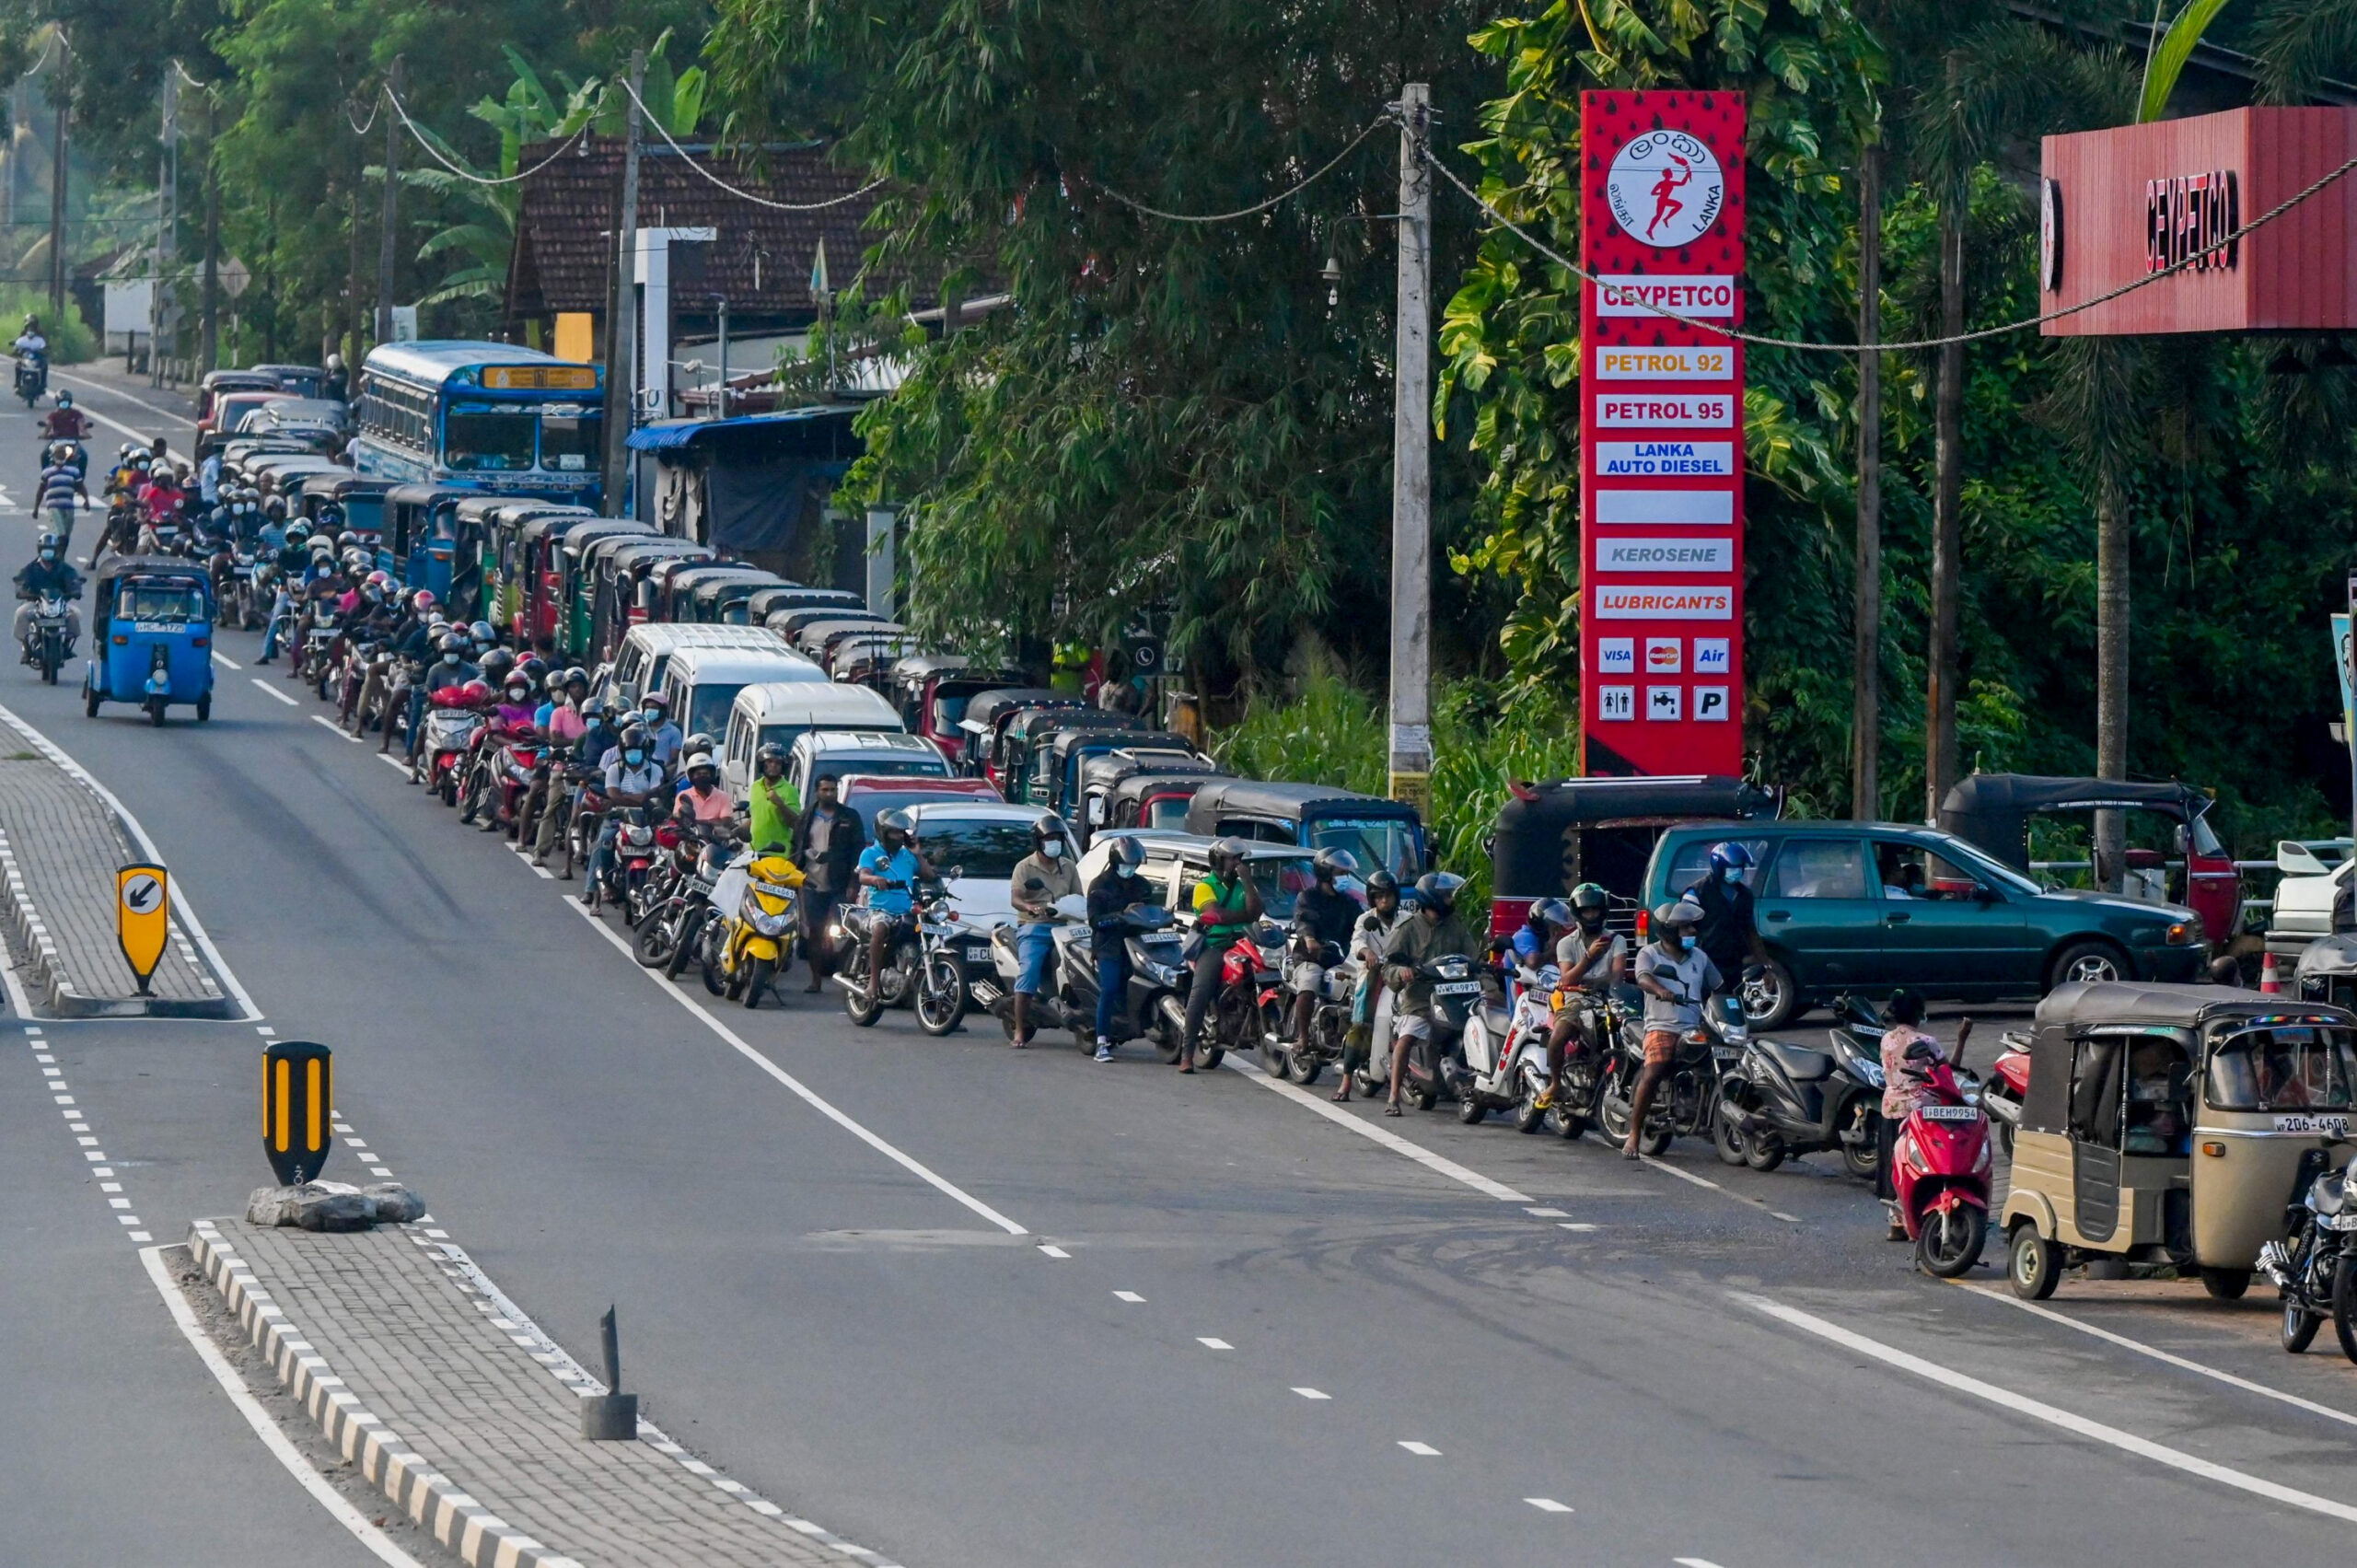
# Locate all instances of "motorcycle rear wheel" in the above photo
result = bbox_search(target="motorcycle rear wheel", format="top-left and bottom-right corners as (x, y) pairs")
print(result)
(1712, 1108), (1748, 1167)
(915, 953), (966, 1036)
(2285, 1295), (2323, 1354)
(1744, 1130), (1787, 1172)
(1842, 1107), (1882, 1179)
(632, 914), (675, 970)
(1514, 1079), (1547, 1133)
(1258, 1029), (1286, 1078)
(2332, 1255), (2357, 1365)
(1153, 996), (1185, 1063)
(1286, 1048), (1321, 1086)
(843, 950), (883, 1027)
(1914, 1204), (1986, 1279)
(1457, 1093), (1487, 1126)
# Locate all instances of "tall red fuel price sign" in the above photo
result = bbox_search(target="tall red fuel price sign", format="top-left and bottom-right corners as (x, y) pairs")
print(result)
(1579, 91), (1747, 776)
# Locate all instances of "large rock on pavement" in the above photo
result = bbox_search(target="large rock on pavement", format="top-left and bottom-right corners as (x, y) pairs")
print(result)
(245, 1180), (428, 1230)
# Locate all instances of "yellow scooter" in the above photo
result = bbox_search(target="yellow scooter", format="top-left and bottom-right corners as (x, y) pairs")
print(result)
(697, 848), (804, 1009)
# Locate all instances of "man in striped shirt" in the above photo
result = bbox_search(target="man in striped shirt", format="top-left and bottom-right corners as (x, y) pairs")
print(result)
(36, 446), (84, 543)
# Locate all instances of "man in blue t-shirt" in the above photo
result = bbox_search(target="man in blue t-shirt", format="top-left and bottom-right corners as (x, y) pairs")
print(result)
(853, 808), (935, 1005)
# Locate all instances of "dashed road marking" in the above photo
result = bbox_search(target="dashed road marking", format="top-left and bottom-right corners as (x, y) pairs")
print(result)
(309, 714), (363, 743)
(1643, 1154), (1799, 1223)
(1113, 1290), (1144, 1303)
(1197, 1337), (1233, 1351)
(1398, 1440), (1441, 1457)
(1038, 1243), (1070, 1259)
(1674, 1559), (1728, 1567)
(1293, 1387), (1330, 1400)
(211, 650), (239, 669)
(251, 679), (297, 705)
(1525, 1206), (1569, 1217)
(1526, 1497), (1573, 1513)
(1220, 1055), (1533, 1202)
(377, 753), (410, 773)
(1559, 1222), (1598, 1232)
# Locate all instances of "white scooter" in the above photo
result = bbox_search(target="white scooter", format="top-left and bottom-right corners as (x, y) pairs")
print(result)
(1457, 961), (1560, 1129)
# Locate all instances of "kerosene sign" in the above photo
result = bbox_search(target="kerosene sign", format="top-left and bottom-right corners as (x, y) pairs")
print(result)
(1581, 90), (1747, 776)
(2146, 168), (2238, 273)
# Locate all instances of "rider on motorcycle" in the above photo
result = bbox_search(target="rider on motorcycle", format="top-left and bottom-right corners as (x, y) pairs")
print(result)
(1007, 817), (1080, 1049)
(671, 749), (735, 828)
(1286, 847), (1362, 1054)
(12, 533), (80, 660)
(40, 392), (88, 472)
(636, 691), (684, 767)
(1333, 869), (1405, 1103)
(854, 807), (936, 1009)
(1086, 836), (1154, 1062)
(1180, 837), (1264, 1074)
(1536, 882), (1626, 1111)
(583, 724), (666, 906)
(1381, 872), (1478, 1116)
(1627, 897), (1723, 1159)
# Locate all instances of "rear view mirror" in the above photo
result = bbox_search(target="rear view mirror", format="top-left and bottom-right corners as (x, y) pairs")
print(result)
(2280, 841), (2331, 877)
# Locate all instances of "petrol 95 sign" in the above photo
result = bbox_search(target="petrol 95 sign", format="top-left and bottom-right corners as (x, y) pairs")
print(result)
(1581, 91), (1747, 776)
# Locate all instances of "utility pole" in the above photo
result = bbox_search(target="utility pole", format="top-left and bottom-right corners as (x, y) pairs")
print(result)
(1850, 138), (1882, 821)
(152, 64), (177, 386)
(376, 56), (400, 344)
(599, 48), (645, 519)
(47, 31), (67, 321)
(201, 89), (219, 371)
(1386, 82), (1434, 812)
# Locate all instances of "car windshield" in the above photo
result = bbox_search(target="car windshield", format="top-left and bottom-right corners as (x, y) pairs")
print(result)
(816, 757), (948, 789)
(2205, 1025), (2357, 1111)
(115, 582), (205, 621)
(685, 683), (743, 738)
(443, 408), (536, 471)
(1308, 818), (1420, 882)
(1245, 857), (1316, 922)
(540, 410), (599, 472)
(914, 819), (1039, 880)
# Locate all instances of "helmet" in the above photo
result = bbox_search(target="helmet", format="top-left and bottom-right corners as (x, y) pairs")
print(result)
(502, 669), (532, 696)
(1311, 847), (1360, 882)
(563, 666), (588, 691)
(682, 731), (717, 759)
(544, 669), (568, 695)
(639, 691), (668, 713)
(436, 632), (468, 657)
(468, 620), (494, 645)
(412, 588), (436, 613)
(365, 570), (393, 592)
(1652, 897), (1706, 931)
(459, 679), (493, 705)
(619, 723), (649, 749)
(1032, 817), (1069, 846)
(1211, 835), (1250, 867)
(876, 807), (912, 842)
(326, 353), (344, 371)
(479, 648), (517, 685)
(269, 499), (292, 522)
(683, 750), (717, 775)
(1413, 871), (1465, 916)
(53, 390), (68, 408)
(1708, 841), (1756, 876)
(754, 741), (786, 769)
(1529, 897), (1573, 931)
(1109, 836), (1146, 871)
(1365, 867), (1399, 901)
(1570, 881), (1609, 913)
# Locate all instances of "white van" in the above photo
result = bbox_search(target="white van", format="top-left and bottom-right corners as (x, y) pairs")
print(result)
(656, 644), (831, 744)
(603, 623), (809, 710)
(720, 682), (906, 794)
(787, 729), (952, 807)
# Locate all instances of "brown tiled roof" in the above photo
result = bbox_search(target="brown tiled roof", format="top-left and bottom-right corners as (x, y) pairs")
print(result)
(505, 136), (917, 322)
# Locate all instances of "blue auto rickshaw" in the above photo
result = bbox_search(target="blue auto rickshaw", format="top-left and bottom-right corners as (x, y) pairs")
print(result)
(85, 556), (215, 726)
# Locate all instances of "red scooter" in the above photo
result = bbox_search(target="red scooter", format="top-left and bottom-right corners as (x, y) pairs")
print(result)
(1892, 1044), (1992, 1278)
(416, 681), (490, 806)
(1980, 1030), (2031, 1159)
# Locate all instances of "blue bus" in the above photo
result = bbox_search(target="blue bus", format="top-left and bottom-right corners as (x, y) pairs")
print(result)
(351, 341), (604, 505)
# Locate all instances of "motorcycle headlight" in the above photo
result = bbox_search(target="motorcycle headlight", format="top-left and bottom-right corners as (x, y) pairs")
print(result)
(748, 907), (793, 937)
(1144, 962), (1180, 986)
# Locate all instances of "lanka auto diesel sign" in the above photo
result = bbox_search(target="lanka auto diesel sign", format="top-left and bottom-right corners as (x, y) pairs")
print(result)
(1581, 91), (1747, 776)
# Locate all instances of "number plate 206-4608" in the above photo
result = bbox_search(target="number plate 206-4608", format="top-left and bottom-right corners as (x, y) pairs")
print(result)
(2274, 1113), (2352, 1137)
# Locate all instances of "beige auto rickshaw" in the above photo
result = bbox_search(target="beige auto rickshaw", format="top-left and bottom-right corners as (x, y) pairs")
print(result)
(2003, 981), (2357, 1300)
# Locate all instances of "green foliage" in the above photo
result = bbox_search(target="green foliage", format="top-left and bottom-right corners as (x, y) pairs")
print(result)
(2138, 0), (2234, 122)
(2, 285), (95, 361)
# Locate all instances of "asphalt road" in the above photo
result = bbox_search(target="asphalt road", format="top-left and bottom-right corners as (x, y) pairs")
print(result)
(7, 364), (2357, 1568)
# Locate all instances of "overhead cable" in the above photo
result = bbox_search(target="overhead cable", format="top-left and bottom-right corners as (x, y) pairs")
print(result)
(1073, 116), (1390, 223)
(382, 87), (587, 184)
(620, 79), (886, 211)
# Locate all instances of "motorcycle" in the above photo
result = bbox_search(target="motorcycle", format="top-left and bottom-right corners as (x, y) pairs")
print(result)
(1056, 904), (1187, 1053)
(1265, 929), (1354, 1086)
(1596, 991), (1747, 1155)
(843, 881), (944, 1027)
(981, 895), (1096, 1045)
(296, 605), (340, 691)
(909, 877), (982, 1037)
(633, 828), (731, 979)
(592, 807), (659, 917)
(414, 686), (488, 804)
(1980, 1028), (2031, 1159)
(1457, 961), (1564, 1129)
(1716, 1010), (1887, 1177)
(699, 847), (801, 1007)
(1353, 955), (1488, 1108)
(1890, 1044), (1991, 1278)
(21, 592), (70, 684)
(2257, 1150), (2357, 1358)
(15, 351), (45, 407)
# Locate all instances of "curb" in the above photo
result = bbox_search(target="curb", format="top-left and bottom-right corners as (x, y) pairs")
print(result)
(0, 806), (238, 1020)
(188, 1221), (586, 1568)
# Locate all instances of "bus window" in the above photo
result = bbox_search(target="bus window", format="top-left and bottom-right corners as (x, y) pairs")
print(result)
(444, 406), (536, 471)
(541, 411), (600, 472)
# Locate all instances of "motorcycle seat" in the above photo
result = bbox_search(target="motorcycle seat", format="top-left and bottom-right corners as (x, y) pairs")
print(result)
(1759, 1038), (1835, 1083)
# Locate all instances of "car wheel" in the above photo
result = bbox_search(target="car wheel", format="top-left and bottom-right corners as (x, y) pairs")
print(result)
(1740, 959), (1799, 1030)
(2049, 939), (2129, 991)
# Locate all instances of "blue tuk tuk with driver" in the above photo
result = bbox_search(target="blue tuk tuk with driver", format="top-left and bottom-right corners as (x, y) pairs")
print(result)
(85, 555), (215, 725)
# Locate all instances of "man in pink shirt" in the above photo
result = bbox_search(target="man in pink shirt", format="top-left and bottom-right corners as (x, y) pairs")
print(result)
(673, 750), (737, 828)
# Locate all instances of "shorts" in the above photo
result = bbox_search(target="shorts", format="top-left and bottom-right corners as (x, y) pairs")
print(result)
(1015, 922), (1056, 994)
(1643, 1028), (1679, 1068)
(1290, 960), (1327, 994)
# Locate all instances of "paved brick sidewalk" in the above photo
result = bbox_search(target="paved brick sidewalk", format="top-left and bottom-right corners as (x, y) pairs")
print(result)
(0, 754), (233, 1016)
(190, 1218), (893, 1568)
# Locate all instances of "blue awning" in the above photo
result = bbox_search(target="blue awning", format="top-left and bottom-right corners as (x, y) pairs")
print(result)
(625, 404), (861, 451)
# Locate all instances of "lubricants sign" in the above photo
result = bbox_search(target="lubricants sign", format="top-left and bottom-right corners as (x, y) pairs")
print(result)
(1581, 92), (1747, 775)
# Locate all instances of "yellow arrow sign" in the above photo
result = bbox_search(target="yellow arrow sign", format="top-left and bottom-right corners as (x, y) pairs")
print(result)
(116, 863), (168, 993)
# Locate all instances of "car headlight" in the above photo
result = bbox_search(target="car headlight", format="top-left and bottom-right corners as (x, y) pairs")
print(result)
(2165, 921), (2196, 946)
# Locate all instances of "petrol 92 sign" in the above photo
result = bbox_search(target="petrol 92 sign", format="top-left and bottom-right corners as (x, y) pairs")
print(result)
(1580, 91), (1747, 778)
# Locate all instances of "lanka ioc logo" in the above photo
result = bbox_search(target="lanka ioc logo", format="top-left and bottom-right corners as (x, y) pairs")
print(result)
(1605, 131), (1725, 249)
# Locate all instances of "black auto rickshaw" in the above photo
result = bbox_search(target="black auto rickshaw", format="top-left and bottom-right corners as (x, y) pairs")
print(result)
(687, 569), (785, 625)
(2002, 981), (2357, 1301)
(749, 586), (864, 627)
(2296, 937), (2357, 1010)
(1184, 778), (1430, 888)
(594, 539), (712, 656)
(1034, 722), (1200, 821)
(1487, 774), (1778, 942)
(794, 617), (905, 664)
(1075, 747), (1222, 844)
(769, 605), (888, 644)
(958, 688), (1086, 786)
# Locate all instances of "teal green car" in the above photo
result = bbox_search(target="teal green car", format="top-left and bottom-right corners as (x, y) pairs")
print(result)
(1643, 823), (2210, 1028)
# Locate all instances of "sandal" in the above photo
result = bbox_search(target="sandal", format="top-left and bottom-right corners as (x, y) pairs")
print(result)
(1329, 1089), (1351, 1104)
(1383, 1102), (1403, 1117)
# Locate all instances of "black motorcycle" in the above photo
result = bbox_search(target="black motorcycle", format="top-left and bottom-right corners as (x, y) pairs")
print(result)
(1055, 904), (1184, 1051)
(1716, 1013), (1886, 1177)
(2258, 1149), (2357, 1358)
(633, 830), (730, 980)
(1598, 991), (1745, 1156)
(1353, 956), (1488, 1108)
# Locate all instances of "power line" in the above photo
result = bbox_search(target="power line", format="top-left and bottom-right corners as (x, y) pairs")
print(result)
(1071, 116), (1389, 223)
(619, 79), (886, 212)
(382, 87), (586, 185)
(1422, 137), (2357, 354)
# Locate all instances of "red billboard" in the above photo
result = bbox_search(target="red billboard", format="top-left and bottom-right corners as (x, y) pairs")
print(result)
(1580, 91), (1747, 776)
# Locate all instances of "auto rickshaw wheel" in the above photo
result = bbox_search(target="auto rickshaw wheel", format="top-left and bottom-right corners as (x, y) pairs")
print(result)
(84, 688), (99, 718)
(146, 698), (166, 727)
(196, 695), (210, 722)
(2008, 1223), (2063, 1300)
(2199, 1266), (2251, 1302)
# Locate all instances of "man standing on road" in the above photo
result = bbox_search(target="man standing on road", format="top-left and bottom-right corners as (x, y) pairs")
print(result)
(1007, 819), (1080, 1049)
(1628, 899), (1723, 1158)
(1180, 839), (1262, 1074)
(747, 743), (796, 855)
(793, 775), (864, 991)
(36, 447), (85, 544)
(1682, 841), (1769, 997)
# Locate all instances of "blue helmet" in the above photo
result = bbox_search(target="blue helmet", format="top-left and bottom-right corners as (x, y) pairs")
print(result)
(1708, 841), (1755, 876)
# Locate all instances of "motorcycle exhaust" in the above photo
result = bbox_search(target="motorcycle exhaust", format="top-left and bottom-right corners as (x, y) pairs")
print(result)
(2256, 1239), (2294, 1292)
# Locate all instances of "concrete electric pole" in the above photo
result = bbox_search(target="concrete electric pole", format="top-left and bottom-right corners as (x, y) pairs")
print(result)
(1387, 82), (1434, 812)
(377, 56), (401, 345)
(46, 32), (66, 321)
(599, 49), (644, 518)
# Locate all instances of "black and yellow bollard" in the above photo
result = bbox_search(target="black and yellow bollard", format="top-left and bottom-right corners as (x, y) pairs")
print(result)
(261, 1040), (334, 1186)
(115, 863), (168, 996)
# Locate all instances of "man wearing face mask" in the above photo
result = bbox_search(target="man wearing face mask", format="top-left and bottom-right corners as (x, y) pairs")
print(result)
(584, 724), (665, 908)
(1086, 836), (1153, 1061)
(1628, 899), (1723, 1158)
(636, 691), (684, 768)
(13, 532), (80, 659)
(1681, 841), (1768, 988)
(1007, 818), (1080, 1049)
(1537, 882), (1625, 1111)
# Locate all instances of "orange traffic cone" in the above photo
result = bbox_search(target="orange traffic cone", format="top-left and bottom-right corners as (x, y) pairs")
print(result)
(2260, 952), (2282, 994)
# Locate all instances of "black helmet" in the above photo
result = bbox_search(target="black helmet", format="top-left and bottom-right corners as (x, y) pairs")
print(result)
(754, 741), (786, 769)
(876, 807), (912, 842)
(517, 656), (548, 687)
(682, 731), (718, 760)
(563, 666), (589, 692)
(1412, 871), (1464, 916)
(435, 632), (468, 657)
(1108, 836), (1145, 871)
(1211, 835), (1250, 868)
(1529, 897), (1573, 931)
(1365, 867), (1399, 901)
(1312, 847), (1360, 882)
(480, 647), (517, 685)
(619, 723), (650, 750)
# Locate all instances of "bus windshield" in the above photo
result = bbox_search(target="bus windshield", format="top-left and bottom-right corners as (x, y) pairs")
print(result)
(444, 406), (537, 471)
(540, 409), (600, 472)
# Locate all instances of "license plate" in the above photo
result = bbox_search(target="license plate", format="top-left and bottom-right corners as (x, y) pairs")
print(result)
(967, 946), (992, 962)
(2275, 1113), (2351, 1136)
(1432, 981), (1482, 996)
(1918, 1104), (1980, 1122)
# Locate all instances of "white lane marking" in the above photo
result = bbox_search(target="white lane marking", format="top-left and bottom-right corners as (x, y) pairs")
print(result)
(1038, 1244), (1070, 1260)
(1771, 1211), (1802, 1223)
(0, 700), (261, 1020)
(1293, 1388), (1330, 1400)
(1397, 1440), (1441, 1456)
(211, 650), (240, 669)
(377, 753), (409, 773)
(309, 714), (362, 743)
(1526, 1498), (1573, 1513)
(1559, 1223), (1598, 1232)
(1674, 1559), (1728, 1567)
(1736, 1291), (2357, 1524)
(1958, 1283), (2357, 1432)
(139, 1246), (430, 1567)
(1197, 1337), (1233, 1351)
(1642, 1154), (1799, 1222)
(566, 901), (1030, 1235)
(1220, 1056), (1532, 1203)
(1525, 1206), (1569, 1217)
(52, 369), (197, 429)
(250, 678), (296, 706)
(1113, 1291), (1144, 1304)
